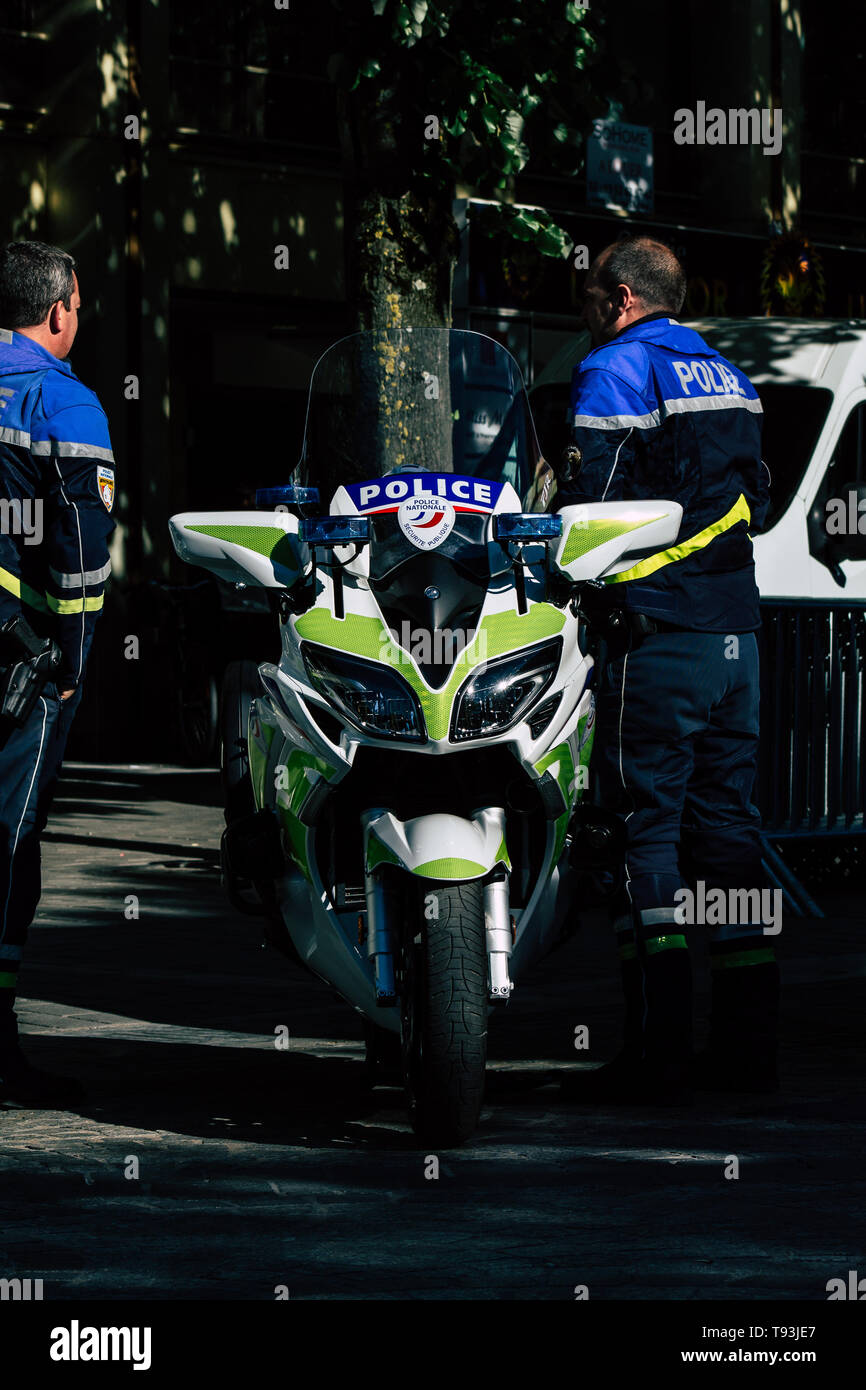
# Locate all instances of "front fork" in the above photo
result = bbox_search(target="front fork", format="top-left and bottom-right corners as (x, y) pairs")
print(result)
(364, 868), (399, 1006)
(484, 870), (514, 1003)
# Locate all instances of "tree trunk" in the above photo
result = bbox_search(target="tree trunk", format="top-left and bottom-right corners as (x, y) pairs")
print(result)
(351, 186), (458, 333)
(336, 86), (460, 332)
(336, 87), (460, 471)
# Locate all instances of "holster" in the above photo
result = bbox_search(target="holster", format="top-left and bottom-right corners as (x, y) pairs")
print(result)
(0, 614), (62, 739)
(586, 604), (659, 674)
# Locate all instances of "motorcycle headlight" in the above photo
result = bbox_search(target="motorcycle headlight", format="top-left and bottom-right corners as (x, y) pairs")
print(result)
(302, 644), (426, 742)
(450, 639), (562, 742)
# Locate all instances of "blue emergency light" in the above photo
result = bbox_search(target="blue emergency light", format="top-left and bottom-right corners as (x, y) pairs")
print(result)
(299, 516), (370, 546)
(494, 514), (562, 541)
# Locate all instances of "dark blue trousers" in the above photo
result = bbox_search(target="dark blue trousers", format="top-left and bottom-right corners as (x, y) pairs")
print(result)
(0, 681), (82, 1046)
(593, 628), (774, 1063)
(595, 630), (766, 913)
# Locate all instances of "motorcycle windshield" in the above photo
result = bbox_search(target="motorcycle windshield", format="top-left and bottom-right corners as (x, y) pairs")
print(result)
(295, 327), (543, 506)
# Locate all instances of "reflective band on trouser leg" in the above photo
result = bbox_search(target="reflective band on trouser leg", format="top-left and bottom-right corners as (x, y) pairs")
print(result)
(0, 972), (18, 988)
(646, 934), (688, 954)
(707, 894), (777, 946)
(637, 905), (688, 955)
(710, 942), (776, 970)
(604, 493), (751, 586)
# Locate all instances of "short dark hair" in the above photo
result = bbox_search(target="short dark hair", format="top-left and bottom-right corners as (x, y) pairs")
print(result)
(596, 236), (686, 314)
(0, 241), (77, 329)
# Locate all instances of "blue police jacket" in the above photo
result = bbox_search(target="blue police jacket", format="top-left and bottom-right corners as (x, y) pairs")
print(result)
(557, 314), (771, 632)
(0, 328), (115, 687)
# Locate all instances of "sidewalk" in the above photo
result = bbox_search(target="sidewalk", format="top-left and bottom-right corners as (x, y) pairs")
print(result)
(0, 764), (863, 1300)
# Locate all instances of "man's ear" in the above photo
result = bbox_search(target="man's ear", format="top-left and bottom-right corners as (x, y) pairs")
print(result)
(613, 283), (630, 312)
(47, 300), (63, 334)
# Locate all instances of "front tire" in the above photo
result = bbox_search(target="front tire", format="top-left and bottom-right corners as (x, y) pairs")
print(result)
(401, 881), (488, 1147)
(221, 658), (261, 826)
(220, 659), (269, 917)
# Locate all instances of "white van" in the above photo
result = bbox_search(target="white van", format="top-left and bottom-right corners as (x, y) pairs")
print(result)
(530, 318), (866, 601)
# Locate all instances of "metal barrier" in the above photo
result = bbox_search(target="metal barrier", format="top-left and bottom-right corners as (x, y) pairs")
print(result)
(757, 601), (866, 838)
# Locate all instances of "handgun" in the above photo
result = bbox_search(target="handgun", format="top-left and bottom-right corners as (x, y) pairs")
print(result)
(0, 613), (63, 737)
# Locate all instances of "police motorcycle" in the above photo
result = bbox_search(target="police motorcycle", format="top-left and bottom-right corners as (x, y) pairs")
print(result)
(169, 327), (682, 1146)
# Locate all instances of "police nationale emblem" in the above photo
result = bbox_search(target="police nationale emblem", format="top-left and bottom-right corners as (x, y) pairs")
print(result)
(97, 464), (114, 511)
(397, 495), (456, 551)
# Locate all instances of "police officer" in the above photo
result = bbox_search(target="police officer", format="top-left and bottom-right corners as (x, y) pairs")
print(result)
(558, 236), (777, 1104)
(0, 241), (115, 1106)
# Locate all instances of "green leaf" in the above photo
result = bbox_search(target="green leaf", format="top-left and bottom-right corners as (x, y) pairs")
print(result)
(503, 109), (524, 141)
(483, 204), (574, 261)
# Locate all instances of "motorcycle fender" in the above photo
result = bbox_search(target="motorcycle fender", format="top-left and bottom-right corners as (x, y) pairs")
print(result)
(363, 809), (509, 882)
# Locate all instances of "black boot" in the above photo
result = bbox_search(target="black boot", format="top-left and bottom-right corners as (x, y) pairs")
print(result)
(0, 1008), (86, 1108)
(693, 959), (780, 1093)
(639, 944), (694, 1105)
(560, 909), (694, 1107)
(562, 940), (694, 1106)
(560, 954), (645, 1102)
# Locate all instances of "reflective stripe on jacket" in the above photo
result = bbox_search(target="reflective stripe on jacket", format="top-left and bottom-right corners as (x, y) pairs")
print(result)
(0, 328), (116, 685)
(557, 315), (771, 632)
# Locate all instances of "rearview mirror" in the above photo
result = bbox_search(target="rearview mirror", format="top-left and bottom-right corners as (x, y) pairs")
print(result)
(168, 510), (310, 588)
(554, 501), (683, 583)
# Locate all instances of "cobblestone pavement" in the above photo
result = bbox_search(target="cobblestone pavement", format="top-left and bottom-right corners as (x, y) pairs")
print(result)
(0, 764), (863, 1300)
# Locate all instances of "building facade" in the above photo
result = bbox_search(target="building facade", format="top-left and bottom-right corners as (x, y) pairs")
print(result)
(1, 0), (862, 755)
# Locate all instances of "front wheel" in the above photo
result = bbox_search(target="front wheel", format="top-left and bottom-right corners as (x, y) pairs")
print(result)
(221, 658), (261, 826)
(401, 881), (488, 1147)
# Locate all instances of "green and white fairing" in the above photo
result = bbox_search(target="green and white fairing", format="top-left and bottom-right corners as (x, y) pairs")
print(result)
(169, 327), (681, 1029)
